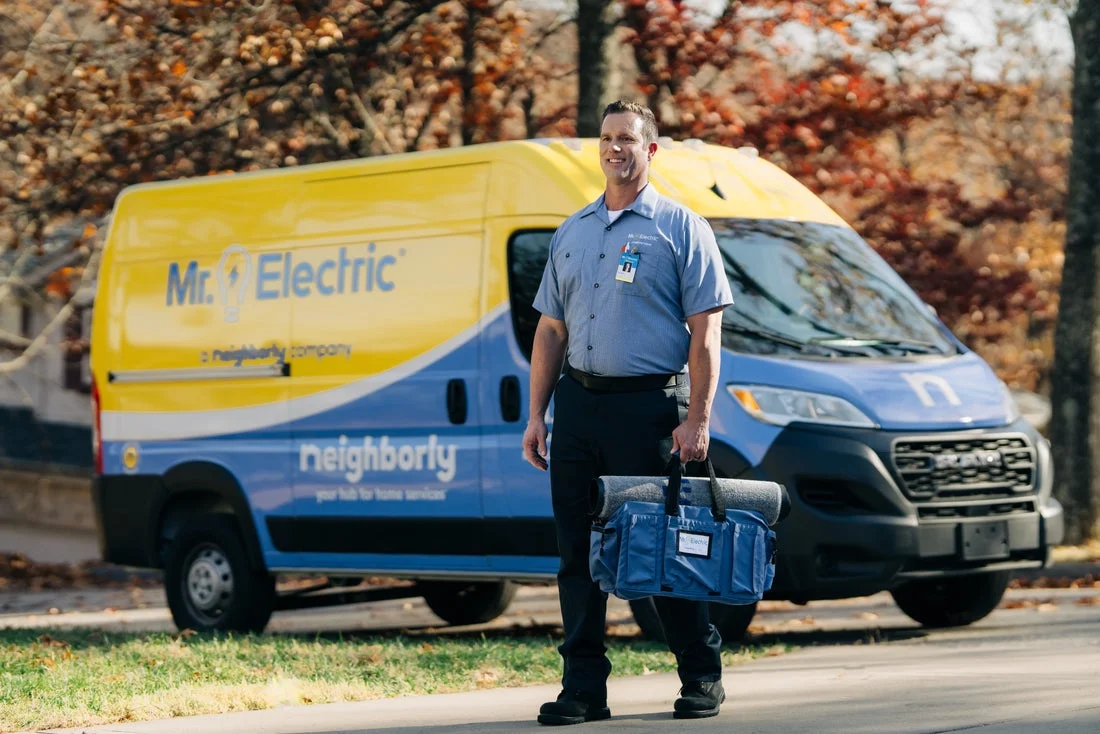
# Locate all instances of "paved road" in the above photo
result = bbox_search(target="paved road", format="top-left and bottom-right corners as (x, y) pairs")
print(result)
(3, 566), (1098, 638)
(19, 583), (1100, 734)
(3, 566), (1098, 734)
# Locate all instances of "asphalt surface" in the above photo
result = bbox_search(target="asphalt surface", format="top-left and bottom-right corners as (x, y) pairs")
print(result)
(12, 584), (1100, 734)
(2, 562), (1099, 734)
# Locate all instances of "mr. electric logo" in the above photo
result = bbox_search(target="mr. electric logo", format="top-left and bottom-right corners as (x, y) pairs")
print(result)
(166, 243), (404, 322)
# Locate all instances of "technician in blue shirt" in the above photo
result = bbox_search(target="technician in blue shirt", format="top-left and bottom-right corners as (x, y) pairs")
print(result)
(524, 100), (734, 725)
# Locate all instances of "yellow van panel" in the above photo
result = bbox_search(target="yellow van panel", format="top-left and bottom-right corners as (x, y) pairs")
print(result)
(288, 230), (484, 385)
(300, 165), (489, 240)
(93, 139), (853, 422)
(108, 177), (303, 260)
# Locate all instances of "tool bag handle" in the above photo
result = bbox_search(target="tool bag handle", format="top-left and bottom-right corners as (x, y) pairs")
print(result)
(664, 454), (727, 522)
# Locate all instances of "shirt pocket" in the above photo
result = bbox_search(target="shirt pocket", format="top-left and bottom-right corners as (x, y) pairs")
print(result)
(553, 247), (584, 296)
(614, 242), (675, 299)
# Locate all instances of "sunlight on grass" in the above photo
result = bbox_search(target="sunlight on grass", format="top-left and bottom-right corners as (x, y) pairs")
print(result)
(0, 628), (787, 731)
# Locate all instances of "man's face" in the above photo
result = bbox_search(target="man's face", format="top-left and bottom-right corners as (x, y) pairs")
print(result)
(599, 112), (656, 186)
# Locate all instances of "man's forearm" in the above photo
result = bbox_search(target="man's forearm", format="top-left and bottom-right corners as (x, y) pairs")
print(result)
(686, 313), (722, 423)
(529, 318), (568, 420)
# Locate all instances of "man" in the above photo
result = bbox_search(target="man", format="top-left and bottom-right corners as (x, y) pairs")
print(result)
(522, 100), (734, 725)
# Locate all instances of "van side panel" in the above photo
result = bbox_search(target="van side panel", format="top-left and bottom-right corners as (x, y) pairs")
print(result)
(95, 162), (505, 576)
(270, 165), (493, 574)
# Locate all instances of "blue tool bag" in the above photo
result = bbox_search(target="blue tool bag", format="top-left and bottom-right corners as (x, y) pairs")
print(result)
(589, 458), (777, 605)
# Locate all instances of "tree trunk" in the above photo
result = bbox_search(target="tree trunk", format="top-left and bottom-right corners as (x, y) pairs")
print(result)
(1050, 0), (1100, 543)
(461, 2), (480, 147)
(576, 0), (612, 137)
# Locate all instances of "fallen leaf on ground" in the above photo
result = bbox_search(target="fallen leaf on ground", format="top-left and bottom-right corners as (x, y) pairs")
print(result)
(37, 634), (69, 648)
(0, 552), (161, 591)
(1002, 598), (1044, 610)
(1010, 573), (1098, 590)
(474, 667), (500, 688)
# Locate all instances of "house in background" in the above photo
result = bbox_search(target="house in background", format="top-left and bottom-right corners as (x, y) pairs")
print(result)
(0, 247), (95, 474)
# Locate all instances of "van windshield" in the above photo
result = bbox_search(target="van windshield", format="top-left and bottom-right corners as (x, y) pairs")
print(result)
(711, 218), (957, 358)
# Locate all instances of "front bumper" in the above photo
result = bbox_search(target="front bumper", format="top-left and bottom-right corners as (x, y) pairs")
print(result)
(739, 419), (1063, 602)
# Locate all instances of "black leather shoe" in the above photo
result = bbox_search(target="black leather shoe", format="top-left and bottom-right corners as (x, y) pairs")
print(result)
(673, 680), (725, 719)
(537, 689), (611, 726)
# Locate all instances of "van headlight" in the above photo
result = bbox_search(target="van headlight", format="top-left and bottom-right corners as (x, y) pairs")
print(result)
(727, 384), (877, 428)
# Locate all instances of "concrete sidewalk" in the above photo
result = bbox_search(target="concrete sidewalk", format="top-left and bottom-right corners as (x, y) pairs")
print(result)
(29, 604), (1100, 734)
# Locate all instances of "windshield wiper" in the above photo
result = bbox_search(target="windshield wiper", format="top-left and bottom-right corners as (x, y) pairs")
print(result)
(722, 323), (864, 356)
(809, 336), (944, 354)
(723, 322), (810, 350)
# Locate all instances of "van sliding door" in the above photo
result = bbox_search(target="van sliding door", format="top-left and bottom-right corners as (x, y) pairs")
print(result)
(275, 165), (489, 576)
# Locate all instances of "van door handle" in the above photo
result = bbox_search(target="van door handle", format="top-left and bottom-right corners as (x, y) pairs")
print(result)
(500, 375), (521, 423)
(446, 379), (467, 424)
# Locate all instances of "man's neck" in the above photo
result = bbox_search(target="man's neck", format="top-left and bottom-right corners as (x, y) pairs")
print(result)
(604, 179), (648, 211)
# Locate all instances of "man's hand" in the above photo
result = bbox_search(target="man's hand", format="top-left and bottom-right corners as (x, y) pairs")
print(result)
(671, 416), (709, 463)
(523, 416), (549, 471)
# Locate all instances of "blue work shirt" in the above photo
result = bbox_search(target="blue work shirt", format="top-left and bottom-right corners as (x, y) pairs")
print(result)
(532, 184), (734, 376)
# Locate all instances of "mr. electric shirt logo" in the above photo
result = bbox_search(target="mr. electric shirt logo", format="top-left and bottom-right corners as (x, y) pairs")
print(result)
(166, 243), (404, 322)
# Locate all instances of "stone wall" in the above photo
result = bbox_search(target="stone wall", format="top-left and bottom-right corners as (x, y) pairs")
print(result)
(0, 466), (94, 532)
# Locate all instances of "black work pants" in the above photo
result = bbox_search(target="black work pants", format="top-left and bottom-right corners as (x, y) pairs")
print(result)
(549, 373), (723, 697)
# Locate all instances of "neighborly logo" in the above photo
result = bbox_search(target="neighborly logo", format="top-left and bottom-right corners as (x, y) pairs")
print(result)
(166, 243), (404, 322)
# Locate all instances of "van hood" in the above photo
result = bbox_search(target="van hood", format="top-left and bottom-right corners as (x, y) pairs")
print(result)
(720, 350), (1014, 431)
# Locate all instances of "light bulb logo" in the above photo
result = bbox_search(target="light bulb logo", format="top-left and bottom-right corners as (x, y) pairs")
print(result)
(216, 245), (252, 323)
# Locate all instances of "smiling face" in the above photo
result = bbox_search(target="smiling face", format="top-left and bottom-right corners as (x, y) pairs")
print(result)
(599, 112), (657, 188)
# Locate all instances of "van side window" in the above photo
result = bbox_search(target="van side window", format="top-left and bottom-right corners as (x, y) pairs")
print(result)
(507, 229), (555, 362)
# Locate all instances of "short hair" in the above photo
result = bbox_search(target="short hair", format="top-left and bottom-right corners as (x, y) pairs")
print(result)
(601, 100), (658, 145)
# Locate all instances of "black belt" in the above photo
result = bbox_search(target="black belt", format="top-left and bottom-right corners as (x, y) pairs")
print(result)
(567, 367), (684, 393)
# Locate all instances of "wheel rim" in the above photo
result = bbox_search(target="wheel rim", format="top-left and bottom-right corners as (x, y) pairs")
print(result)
(183, 545), (234, 624)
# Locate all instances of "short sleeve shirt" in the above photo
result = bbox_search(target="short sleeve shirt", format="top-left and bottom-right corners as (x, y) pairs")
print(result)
(532, 184), (733, 376)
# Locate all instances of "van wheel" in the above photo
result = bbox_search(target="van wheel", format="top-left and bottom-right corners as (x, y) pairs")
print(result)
(164, 514), (275, 634)
(891, 570), (1011, 628)
(421, 581), (517, 625)
(629, 598), (758, 645)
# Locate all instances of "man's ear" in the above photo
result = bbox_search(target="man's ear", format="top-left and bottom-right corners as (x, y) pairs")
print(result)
(648, 141), (658, 160)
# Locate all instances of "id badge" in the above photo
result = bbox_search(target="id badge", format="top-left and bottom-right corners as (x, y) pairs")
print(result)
(615, 250), (640, 283)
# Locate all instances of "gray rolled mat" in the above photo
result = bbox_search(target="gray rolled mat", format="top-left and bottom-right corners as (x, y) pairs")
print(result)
(590, 475), (789, 526)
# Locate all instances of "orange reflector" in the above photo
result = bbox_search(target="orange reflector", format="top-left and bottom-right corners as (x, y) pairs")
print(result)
(732, 389), (761, 413)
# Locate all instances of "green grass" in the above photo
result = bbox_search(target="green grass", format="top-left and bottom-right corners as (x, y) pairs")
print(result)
(0, 628), (787, 732)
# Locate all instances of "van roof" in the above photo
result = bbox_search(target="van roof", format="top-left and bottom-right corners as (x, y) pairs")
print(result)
(111, 138), (849, 228)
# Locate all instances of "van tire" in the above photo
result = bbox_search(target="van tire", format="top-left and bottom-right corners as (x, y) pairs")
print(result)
(164, 514), (275, 634)
(629, 598), (758, 645)
(891, 570), (1011, 628)
(421, 581), (517, 626)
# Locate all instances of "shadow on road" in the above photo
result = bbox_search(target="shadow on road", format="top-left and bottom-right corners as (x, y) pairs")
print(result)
(743, 625), (929, 648)
(297, 712), (674, 734)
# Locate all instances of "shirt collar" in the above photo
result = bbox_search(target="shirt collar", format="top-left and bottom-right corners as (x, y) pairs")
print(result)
(580, 183), (659, 223)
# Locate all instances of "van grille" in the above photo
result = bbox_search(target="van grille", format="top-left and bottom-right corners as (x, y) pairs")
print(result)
(798, 479), (875, 515)
(891, 435), (1036, 501)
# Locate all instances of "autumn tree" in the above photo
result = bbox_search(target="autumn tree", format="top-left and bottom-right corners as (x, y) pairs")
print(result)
(582, 1), (1066, 391)
(1051, 0), (1099, 543)
(576, 0), (615, 136)
(0, 0), (572, 385)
